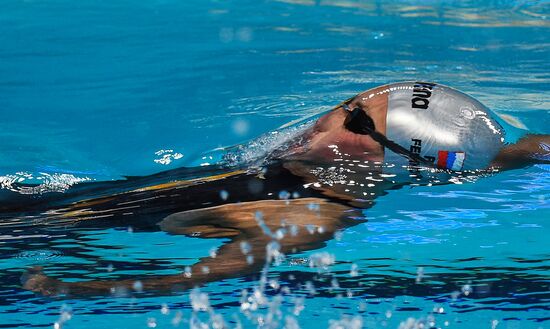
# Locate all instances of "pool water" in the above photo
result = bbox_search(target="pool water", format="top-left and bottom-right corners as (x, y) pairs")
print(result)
(0, 0), (549, 328)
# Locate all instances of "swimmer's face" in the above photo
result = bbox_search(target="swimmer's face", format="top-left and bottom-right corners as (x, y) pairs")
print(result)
(293, 87), (390, 163)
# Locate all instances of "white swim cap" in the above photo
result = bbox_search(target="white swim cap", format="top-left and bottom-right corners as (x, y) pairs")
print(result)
(372, 82), (505, 171)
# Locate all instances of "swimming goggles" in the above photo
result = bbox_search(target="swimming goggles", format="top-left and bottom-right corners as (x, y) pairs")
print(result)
(341, 103), (435, 167)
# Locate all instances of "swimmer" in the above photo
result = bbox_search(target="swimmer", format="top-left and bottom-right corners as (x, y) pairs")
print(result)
(14, 82), (550, 297)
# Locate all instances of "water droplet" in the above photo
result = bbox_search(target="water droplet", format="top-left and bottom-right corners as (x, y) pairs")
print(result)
(111, 285), (129, 297)
(236, 27), (253, 42)
(278, 190), (290, 200)
(240, 301), (251, 311)
(219, 27), (234, 43)
(171, 311), (183, 326)
(285, 315), (300, 329)
(209, 247), (217, 258)
(293, 297), (305, 316)
(147, 318), (157, 328)
(328, 315), (363, 329)
(309, 252), (335, 270)
(132, 280), (143, 292)
(266, 241), (283, 265)
(416, 267), (424, 283)
(232, 119), (250, 136)
(450, 291), (460, 300)
(240, 241), (251, 254)
(305, 281), (316, 295)
(350, 263), (359, 277)
(184, 266), (192, 278)
(275, 228), (286, 240)
(269, 279), (280, 290)
(59, 305), (72, 322)
(307, 202), (320, 211)
(290, 225), (299, 236)
(461, 284), (473, 296)
(190, 288), (210, 312)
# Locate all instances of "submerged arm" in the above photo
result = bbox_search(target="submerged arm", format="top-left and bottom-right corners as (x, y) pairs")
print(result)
(491, 134), (550, 171)
(22, 198), (362, 297)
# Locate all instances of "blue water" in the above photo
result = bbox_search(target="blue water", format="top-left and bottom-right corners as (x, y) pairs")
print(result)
(1, 0), (549, 328)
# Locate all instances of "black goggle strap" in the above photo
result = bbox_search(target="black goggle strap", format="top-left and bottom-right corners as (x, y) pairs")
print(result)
(342, 103), (435, 167)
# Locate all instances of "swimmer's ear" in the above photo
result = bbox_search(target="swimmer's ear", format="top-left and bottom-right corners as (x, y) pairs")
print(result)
(344, 107), (375, 135)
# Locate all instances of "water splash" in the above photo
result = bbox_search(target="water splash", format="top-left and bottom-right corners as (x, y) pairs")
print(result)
(308, 252), (335, 271)
(0, 171), (91, 194)
(221, 120), (316, 167)
(53, 304), (72, 329)
(153, 149), (184, 165)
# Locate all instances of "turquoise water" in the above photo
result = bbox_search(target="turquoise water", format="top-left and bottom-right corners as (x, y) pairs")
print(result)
(1, 0), (549, 328)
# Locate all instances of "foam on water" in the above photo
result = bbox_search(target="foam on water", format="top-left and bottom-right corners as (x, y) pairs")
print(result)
(0, 172), (92, 194)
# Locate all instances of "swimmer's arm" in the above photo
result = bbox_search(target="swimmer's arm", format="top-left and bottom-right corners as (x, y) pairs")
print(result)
(22, 240), (264, 297)
(490, 134), (550, 170)
(22, 198), (359, 297)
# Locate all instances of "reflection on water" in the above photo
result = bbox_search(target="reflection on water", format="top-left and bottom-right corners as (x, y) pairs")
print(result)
(275, 0), (550, 28)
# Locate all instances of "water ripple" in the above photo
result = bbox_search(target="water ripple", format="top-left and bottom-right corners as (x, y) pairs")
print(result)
(14, 249), (63, 262)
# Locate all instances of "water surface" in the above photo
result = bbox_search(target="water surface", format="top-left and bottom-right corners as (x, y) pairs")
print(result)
(0, 0), (549, 328)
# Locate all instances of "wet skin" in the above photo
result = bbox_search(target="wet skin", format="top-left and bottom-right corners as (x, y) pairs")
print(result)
(6, 85), (550, 297)
(290, 85), (389, 162)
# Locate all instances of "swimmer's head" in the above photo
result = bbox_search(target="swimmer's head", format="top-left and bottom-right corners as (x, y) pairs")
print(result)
(339, 82), (506, 171)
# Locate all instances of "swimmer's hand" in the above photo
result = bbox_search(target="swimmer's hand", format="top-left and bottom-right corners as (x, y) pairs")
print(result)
(491, 134), (550, 170)
(21, 266), (65, 296)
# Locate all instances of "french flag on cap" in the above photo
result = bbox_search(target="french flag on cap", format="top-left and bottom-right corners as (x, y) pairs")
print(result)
(437, 151), (465, 171)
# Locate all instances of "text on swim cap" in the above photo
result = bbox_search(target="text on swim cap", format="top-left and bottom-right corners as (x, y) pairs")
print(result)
(408, 138), (436, 167)
(411, 82), (436, 110)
